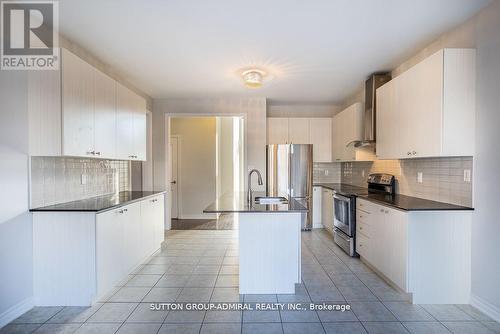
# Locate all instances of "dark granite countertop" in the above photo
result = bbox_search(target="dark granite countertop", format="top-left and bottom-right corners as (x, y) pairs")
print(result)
(30, 191), (166, 213)
(313, 183), (473, 211)
(204, 192), (308, 213)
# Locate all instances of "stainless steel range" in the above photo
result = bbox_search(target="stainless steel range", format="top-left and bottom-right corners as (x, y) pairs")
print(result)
(333, 174), (395, 256)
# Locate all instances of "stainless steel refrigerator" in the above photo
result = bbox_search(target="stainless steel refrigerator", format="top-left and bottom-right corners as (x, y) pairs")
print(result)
(266, 144), (313, 230)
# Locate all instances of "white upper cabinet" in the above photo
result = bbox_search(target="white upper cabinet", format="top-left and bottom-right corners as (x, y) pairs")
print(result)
(288, 118), (310, 144)
(28, 48), (147, 161)
(376, 48), (475, 159)
(267, 117), (333, 162)
(28, 69), (62, 156)
(267, 118), (289, 144)
(62, 49), (95, 157)
(309, 118), (332, 162)
(116, 83), (147, 160)
(93, 68), (117, 159)
(375, 81), (398, 159)
(332, 103), (375, 162)
(116, 83), (135, 160)
(132, 94), (147, 161)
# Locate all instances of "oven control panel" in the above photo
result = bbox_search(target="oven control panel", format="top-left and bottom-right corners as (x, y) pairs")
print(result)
(367, 173), (394, 185)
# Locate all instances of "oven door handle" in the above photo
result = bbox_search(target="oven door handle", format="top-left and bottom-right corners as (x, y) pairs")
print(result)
(333, 194), (350, 202)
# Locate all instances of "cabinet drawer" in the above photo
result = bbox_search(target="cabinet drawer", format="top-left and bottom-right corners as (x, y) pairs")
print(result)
(356, 210), (371, 224)
(356, 233), (370, 257)
(356, 220), (373, 238)
(356, 198), (378, 213)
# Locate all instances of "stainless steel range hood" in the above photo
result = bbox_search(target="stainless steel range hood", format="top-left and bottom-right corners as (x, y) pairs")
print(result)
(350, 73), (391, 148)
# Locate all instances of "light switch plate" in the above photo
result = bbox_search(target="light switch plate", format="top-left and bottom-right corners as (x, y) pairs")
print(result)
(81, 174), (87, 185)
(417, 172), (423, 183)
(464, 169), (471, 183)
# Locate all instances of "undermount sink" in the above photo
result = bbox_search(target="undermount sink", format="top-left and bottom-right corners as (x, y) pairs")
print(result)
(254, 196), (288, 205)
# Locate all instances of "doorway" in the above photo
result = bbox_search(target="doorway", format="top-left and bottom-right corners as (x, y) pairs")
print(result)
(168, 116), (244, 230)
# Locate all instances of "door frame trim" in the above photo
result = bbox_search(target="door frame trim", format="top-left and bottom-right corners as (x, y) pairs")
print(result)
(169, 135), (181, 219)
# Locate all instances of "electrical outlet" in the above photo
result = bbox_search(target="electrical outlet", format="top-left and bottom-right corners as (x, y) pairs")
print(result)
(417, 172), (423, 183)
(361, 170), (365, 178)
(81, 174), (87, 185)
(464, 169), (471, 183)
(324, 170), (329, 176)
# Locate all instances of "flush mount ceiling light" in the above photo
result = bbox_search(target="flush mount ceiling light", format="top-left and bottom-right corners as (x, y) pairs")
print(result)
(241, 68), (267, 88)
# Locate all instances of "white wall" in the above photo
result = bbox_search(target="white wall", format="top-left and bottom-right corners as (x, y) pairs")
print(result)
(171, 117), (216, 219)
(0, 72), (34, 326)
(471, 0), (500, 319)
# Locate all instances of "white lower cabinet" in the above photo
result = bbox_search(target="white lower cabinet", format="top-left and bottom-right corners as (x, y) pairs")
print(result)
(357, 199), (408, 291)
(33, 194), (165, 306)
(96, 197), (163, 301)
(321, 188), (334, 233)
(356, 198), (471, 304)
(140, 195), (165, 256)
(96, 208), (126, 299)
(312, 186), (322, 228)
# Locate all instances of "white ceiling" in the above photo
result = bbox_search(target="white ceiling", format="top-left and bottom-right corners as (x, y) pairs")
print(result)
(58, 0), (489, 103)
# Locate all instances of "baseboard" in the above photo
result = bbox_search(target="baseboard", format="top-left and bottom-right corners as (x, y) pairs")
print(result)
(178, 214), (217, 220)
(470, 293), (500, 322)
(0, 297), (34, 329)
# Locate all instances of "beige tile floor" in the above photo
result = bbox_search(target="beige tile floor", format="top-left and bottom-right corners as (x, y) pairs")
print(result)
(2, 229), (499, 334)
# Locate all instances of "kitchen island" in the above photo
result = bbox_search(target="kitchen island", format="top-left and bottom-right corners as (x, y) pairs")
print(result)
(204, 192), (308, 294)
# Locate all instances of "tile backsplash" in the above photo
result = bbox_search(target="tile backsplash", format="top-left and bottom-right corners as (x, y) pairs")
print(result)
(313, 162), (341, 183)
(30, 157), (130, 208)
(341, 157), (473, 207)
